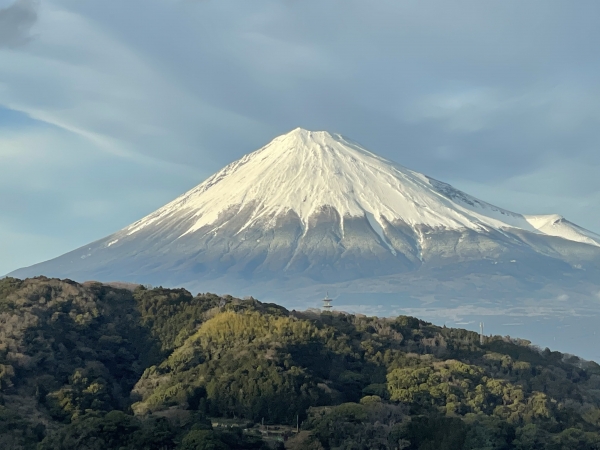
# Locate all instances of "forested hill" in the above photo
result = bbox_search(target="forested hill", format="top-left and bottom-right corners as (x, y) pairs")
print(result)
(2, 277), (600, 449)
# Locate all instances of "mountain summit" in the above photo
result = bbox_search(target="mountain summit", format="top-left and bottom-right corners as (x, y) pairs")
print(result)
(124, 128), (600, 248)
(9, 128), (600, 297)
(10, 127), (600, 361)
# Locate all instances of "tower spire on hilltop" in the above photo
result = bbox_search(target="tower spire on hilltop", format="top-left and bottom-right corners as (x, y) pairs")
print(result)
(322, 292), (333, 311)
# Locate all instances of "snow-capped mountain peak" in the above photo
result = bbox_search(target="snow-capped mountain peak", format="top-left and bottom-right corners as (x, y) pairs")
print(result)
(9, 128), (600, 364)
(124, 128), (599, 248)
(9, 127), (600, 295)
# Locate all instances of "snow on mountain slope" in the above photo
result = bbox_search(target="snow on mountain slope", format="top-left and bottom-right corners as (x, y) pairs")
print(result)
(8, 127), (600, 292)
(8, 127), (600, 366)
(525, 215), (600, 247)
(124, 128), (596, 247)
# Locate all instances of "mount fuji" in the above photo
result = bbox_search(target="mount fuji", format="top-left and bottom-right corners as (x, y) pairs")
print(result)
(8, 128), (600, 358)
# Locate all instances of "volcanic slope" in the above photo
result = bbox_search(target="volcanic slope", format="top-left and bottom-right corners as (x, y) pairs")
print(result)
(9, 128), (600, 298)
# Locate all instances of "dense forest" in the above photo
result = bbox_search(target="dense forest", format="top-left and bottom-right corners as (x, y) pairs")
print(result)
(2, 276), (600, 449)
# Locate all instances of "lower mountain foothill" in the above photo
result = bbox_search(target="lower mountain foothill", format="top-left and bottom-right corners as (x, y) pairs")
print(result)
(2, 276), (600, 449)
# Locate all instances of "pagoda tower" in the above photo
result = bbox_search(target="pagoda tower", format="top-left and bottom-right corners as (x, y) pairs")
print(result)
(322, 292), (333, 311)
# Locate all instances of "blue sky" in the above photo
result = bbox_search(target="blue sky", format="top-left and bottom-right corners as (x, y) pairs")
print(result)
(1, 0), (600, 275)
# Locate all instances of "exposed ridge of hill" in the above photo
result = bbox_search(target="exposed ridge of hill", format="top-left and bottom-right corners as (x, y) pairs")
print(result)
(2, 276), (600, 449)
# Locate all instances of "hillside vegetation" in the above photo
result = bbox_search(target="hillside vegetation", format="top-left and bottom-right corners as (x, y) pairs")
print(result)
(1, 276), (600, 449)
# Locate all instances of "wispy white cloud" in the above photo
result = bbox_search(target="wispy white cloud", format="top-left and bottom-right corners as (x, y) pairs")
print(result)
(0, 124), (200, 274)
(0, 2), (264, 167)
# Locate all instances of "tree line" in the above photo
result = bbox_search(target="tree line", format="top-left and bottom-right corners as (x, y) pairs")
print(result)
(1, 276), (600, 449)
